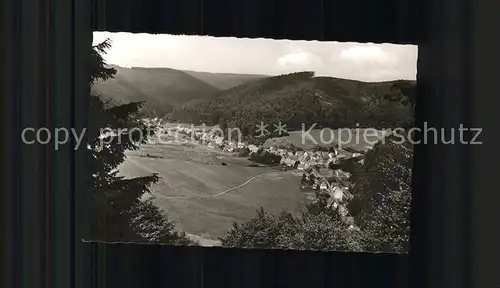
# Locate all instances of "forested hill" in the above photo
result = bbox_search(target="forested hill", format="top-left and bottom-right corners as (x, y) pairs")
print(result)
(168, 71), (416, 134)
(181, 70), (269, 90)
(91, 65), (270, 118)
(91, 65), (219, 117)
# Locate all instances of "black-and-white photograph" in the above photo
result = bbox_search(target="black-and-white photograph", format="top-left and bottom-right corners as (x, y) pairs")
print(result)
(88, 32), (417, 253)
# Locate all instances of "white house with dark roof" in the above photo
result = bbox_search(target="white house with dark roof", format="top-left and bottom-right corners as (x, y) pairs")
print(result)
(281, 158), (296, 167)
(332, 186), (345, 201)
(319, 182), (328, 191)
(248, 145), (259, 153)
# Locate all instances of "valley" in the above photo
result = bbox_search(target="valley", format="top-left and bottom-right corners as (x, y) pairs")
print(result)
(95, 65), (414, 247)
(119, 139), (304, 245)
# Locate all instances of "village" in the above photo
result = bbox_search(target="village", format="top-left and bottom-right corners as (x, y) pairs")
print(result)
(141, 118), (366, 228)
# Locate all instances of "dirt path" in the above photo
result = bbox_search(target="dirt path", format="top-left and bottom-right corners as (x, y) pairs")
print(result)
(152, 171), (288, 200)
(208, 172), (276, 198)
(126, 156), (288, 247)
(127, 156), (290, 200)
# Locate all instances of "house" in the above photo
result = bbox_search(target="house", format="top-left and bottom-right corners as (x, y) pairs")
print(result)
(248, 145), (259, 153)
(335, 170), (351, 181)
(214, 137), (223, 145)
(300, 154), (310, 162)
(281, 158), (296, 167)
(332, 186), (344, 201)
(319, 182), (328, 190)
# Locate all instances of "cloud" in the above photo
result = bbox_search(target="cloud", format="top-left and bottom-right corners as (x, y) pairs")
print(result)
(93, 32), (416, 81)
(339, 46), (394, 64)
(276, 45), (323, 73)
(278, 51), (310, 65)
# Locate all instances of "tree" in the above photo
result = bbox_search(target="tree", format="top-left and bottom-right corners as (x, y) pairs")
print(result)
(237, 147), (250, 157)
(249, 150), (282, 165)
(87, 39), (191, 244)
(218, 116), (227, 131)
(219, 207), (363, 251)
(390, 81), (416, 108)
(348, 134), (413, 253)
(309, 174), (316, 185)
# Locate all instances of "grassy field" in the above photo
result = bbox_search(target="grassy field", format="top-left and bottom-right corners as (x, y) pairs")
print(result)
(118, 128), (387, 244)
(119, 141), (306, 244)
(263, 128), (388, 151)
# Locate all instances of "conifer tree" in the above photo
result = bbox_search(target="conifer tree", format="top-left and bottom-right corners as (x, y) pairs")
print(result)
(87, 39), (191, 244)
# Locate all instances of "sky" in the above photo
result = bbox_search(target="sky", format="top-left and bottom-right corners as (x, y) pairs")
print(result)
(93, 32), (418, 82)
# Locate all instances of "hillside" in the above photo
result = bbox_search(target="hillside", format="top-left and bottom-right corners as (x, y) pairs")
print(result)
(169, 71), (416, 135)
(181, 70), (269, 90)
(91, 65), (220, 117)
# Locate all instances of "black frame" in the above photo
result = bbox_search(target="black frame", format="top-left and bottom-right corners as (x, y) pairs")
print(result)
(4, 0), (500, 287)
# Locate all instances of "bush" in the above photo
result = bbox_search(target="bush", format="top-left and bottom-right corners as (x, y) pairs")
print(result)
(220, 207), (363, 252)
(237, 147), (250, 157)
(249, 150), (281, 165)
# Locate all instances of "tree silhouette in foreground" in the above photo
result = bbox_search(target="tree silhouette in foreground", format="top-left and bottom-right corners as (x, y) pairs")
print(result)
(87, 39), (191, 244)
(348, 134), (413, 253)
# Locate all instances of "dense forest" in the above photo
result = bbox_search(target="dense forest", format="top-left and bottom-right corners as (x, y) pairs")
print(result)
(169, 72), (416, 134)
(91, 65), (270, 118)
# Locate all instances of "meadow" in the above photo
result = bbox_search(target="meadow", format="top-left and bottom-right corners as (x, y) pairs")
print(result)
(263, 128), (388, 151)
(119, 142), (306, 245)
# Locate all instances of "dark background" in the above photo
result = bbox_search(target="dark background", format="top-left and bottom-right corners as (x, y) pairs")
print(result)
(3, 0), (499, 287)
